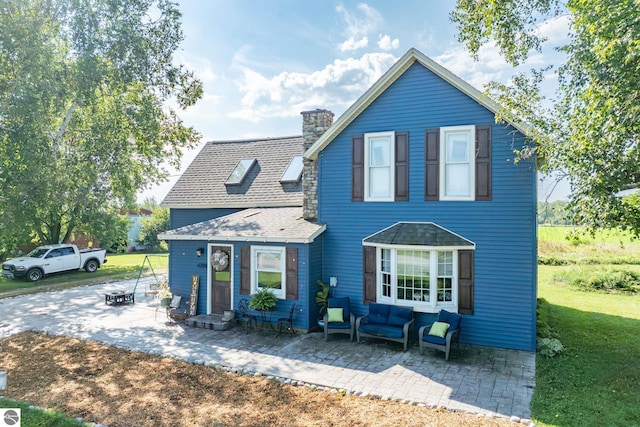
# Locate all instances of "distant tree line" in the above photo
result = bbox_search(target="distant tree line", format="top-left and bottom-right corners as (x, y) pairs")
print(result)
(538, 201), (571, 226)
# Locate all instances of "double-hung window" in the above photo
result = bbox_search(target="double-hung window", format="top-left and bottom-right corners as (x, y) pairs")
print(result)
(440, 125), (475, 200)
(376, 246), (457, 313)
(364, 131), (395, 201)
(251, 246), (285, 298)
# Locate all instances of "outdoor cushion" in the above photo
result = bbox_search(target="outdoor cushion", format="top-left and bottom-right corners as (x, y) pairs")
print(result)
(327, 320), (351, 329)
(327, 307), (344, 323)
(387, 305), (412, 327)
(428, 321), (450, 338)
(358, 323), (404, 339)
(438, 309), (461, 331)
(328, 297), (350, 320)
(422, 333), (446, 346)
(368, 303), (390, 325)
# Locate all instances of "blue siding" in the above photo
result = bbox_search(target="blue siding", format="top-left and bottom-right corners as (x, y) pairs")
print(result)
(317, 62), (537, 351)
(167, 207), (242, 314)
(231, 242), (313, 331)
(167, 240), (209, 315)
(167, 237), (316, 331)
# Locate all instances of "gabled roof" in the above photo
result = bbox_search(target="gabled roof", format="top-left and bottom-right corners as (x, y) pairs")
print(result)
(158, 207), (325, 244)
(161, 136), (304, 208)
(304, 47), (530, 160)
(363, 222), (475, 248)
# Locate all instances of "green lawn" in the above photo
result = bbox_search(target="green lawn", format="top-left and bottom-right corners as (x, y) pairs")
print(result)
(0, 398), (85, 427)
(534, 227), (640, 426)
(0, 253), (167, 298)
(537, 225), (639, 244)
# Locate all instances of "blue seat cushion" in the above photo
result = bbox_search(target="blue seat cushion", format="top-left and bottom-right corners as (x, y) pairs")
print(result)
(328, 321), (351, 330)
(422, 333), (446, 346)
(359, 323), (404, 339)
(328, 297), (351, 321)
(388, 305), (412, 327)
(368, 303), (390, 325)
(438, 309), (461, 331)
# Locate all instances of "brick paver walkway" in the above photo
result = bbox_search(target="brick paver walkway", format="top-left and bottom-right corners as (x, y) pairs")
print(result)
(0, 278), (535, 422)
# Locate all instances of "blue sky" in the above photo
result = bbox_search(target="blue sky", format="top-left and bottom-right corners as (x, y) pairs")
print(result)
(139, 1), (571, 203)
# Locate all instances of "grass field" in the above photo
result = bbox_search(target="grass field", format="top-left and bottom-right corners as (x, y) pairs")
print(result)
(0, 252), (168, 298)
(534, 227), (640, 426)
(537, 225), (639, 244)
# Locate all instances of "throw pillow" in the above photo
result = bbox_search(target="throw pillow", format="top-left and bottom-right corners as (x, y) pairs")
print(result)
(327, 307), (344, 323)
(428, 321), (450, 338)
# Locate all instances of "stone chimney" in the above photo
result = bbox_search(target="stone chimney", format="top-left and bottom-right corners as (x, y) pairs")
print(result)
(301, 109), (334, 221)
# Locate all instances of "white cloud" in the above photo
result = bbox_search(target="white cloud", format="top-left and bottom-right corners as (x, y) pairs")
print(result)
(536, 14), (572, 46)
(340, 36), (369, 52)
(336, 3), (383, 51)
(229, 52), (397, 121)
(435, 33), (566, 92)
(436, 44), (509, 90)
(378, 34), (399, 51)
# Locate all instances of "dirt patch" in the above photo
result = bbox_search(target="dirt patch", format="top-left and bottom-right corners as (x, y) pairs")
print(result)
(0, 332), (514, 426)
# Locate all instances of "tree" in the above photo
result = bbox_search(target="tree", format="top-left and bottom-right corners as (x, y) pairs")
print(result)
(138, 207), (169, 251)
(452, 0), (640, 235)
(538, 201), (571, 226)
(0, 0), (202, 246)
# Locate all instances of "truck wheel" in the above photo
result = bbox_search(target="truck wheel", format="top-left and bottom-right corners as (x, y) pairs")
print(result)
(85, 259), (99, 273)
(27, 268), (43, 282)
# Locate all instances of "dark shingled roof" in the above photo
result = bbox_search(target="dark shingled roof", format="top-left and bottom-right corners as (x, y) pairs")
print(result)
(363, 223), (474, 247)
(158, 207), (325, 243)
(161, 136), (303, 208)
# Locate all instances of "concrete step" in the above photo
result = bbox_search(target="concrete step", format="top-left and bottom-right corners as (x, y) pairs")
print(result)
(185, 314), (235, 331)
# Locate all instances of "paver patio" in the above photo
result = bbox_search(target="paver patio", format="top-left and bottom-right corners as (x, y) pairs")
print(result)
(0, 278), (535, 422)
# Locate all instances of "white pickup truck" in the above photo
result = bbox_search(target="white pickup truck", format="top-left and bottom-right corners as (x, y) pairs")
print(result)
(2, 244), (107, 282)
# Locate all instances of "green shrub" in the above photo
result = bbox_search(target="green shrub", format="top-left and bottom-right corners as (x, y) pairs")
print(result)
(537, 337), (565, 358)
(538, 255), (569, 266)
(536, 298), (557, 339)
(571, 269), (640, 293)
(249, 288), (277, 311)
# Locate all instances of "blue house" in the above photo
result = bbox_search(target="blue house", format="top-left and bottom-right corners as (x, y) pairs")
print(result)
(159, 48), (537, 351)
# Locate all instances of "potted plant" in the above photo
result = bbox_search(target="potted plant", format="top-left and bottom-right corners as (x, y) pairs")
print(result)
(315, 280), (330, 328)
(157, 279), (172, 306)
(248, 287), (277, 312)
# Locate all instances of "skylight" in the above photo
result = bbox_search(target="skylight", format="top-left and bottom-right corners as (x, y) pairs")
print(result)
(225, 158), (256, 185)
(280, 155), (303, 183)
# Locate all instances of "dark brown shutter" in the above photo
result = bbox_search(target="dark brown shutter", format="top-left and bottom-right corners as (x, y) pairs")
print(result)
(352, 134), (364, 201)
(395, 131), (409, 201)
(425, 128), (439, 200)
(363, 246), (377, 304)
(475, 125), (492, 200)
(285, 248), (298, 300)
(240, 246), (251, 295)
(458, 250), (474, 315)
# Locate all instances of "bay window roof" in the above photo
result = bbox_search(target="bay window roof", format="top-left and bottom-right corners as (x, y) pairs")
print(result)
(363, 222), (475, 248)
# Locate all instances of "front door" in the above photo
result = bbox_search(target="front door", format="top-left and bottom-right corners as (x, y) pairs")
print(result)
(210, 246), (231, 314)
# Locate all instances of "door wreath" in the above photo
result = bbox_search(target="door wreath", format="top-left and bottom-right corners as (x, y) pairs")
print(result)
(211, 249), (229, 271)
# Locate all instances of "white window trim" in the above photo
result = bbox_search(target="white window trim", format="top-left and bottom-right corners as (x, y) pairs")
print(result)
(439, 125), (475, 201)
(251, 246), (286, 299)
(364, 131), (395, 202)
(374, 245), (459, 313)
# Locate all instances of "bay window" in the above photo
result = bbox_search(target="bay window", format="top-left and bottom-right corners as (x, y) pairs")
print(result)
(376, 246), (457, 312)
